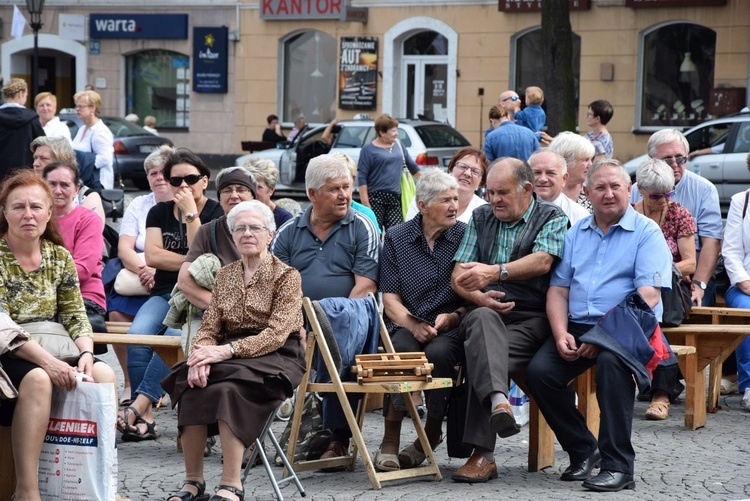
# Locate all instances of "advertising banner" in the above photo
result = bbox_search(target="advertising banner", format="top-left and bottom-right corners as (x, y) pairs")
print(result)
(338, 37), (378, 111)
(193, 27), (229, 93)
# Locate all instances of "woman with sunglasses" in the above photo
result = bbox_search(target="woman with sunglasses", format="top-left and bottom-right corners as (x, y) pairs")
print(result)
(117, 148), (223, 442)
(633, 157), (696, 421)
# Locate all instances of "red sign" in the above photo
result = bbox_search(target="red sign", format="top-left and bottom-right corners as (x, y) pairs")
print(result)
(261, 0), (345, 20)
(626, 0), (727, 6)
(498, 0), (590, 12)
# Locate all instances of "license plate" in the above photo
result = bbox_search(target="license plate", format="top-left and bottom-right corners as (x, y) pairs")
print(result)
(140, 145), (159, 153)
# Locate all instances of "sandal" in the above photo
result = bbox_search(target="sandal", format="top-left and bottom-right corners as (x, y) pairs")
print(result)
(121, 417), (160, 442)
(398, 436), (443, 469)
(240, 443), (263, 469)
(645, 400), (670, 420)
(720, 378), (739, 395)
(166, 480), (208, 501)
(119, 386), (132, 407)
(374, 448), (400, 472)
(208, 485), (244, 501)
(116, 406), (141, 435)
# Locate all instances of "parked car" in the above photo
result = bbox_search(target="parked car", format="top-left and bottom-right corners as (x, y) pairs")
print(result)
(59, 109), (173, 190)
(624, 111), (750, 205)
(236, 118), (472, 188)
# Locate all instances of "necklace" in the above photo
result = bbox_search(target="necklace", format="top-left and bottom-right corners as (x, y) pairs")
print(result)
(641, 202), (666, 226)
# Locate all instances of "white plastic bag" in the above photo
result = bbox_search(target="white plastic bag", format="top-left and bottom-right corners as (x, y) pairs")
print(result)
(38, 374), (118, 501)
(509, 380), (530, 427)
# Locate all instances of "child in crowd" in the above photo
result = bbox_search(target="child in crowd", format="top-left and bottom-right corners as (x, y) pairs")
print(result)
(585, 99), (614, 160)
(514, 86), (546, 137)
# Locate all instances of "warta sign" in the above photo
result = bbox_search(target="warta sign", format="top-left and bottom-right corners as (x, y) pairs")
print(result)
(261, 0), (349, 20)
(89, 14), (188, 39)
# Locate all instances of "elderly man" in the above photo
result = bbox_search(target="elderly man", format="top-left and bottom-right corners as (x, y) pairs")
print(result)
(529, 150), (589, 226)
(271, 153), (379, 463)
(450, 158), (568, 483)
(498, 89), (521, 119)
(630, 129), (722, 306)
(483, 107), (540, 163)
(527, 159), (673, 492)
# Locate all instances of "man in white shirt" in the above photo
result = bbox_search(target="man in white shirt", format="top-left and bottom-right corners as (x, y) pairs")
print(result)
(529, 150), (589, 226)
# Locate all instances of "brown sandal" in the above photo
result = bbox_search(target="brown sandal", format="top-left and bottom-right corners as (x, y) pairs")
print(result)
(645, 400), (670, 420)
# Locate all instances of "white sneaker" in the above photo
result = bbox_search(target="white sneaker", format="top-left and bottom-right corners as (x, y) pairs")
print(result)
(741, 388), (750, 412)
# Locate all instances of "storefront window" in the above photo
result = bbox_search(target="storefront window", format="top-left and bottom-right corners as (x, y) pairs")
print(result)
(512, 27), (581, 120)
(126, 50), (190, 129)
(282, 30), (336, 124)
(638, 22), (716, 129)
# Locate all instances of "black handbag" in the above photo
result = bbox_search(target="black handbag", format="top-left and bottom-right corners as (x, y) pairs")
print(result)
(446, 368), (473, 459)
(660, 264), (692, 327)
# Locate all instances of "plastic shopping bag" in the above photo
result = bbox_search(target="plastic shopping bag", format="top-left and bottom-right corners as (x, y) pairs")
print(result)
(509, 380), (530, 427)
(39, 374), (118, 501)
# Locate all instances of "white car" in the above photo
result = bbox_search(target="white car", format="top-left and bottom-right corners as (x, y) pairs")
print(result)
(624, 111), (750, 205)
(236, 119), (471, 188)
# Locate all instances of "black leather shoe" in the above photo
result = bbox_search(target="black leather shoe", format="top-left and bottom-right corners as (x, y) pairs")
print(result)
(583, 470), (636, 492)
(560, 450), (601, 481)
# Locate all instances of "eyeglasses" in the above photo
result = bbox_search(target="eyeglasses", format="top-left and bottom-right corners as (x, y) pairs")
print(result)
(219, 186), (251, 196)
(647, 190), (676, 200)
(168, 174), (204, 187)
(74, 105), (91, 110)
(454, 163), (483, 177)
(658, 155), (688, 166)
(501, 96), (519, 103)
(233, 225), (268, 235)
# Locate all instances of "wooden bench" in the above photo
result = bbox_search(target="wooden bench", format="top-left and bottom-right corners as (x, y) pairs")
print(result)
(0, 322), (185, 500)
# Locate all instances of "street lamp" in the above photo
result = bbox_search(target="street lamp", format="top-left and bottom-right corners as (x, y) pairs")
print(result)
(26, 0), (45, 98)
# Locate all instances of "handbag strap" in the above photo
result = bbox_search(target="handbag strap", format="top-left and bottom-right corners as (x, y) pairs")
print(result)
(210, 219), (219, 256)
(743, 190), (749, 219)
(395, 138), (407, 169)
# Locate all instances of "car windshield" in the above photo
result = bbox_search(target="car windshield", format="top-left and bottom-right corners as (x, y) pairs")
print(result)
(334, 126), (371, 148)
(101, 118), (153, 138)
(414, 125), (470, 148)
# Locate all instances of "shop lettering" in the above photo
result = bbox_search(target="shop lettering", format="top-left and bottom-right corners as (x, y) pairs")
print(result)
(199, 48), (220, 60)
(262, 0), (343, 17)
(94, 18), (138, 33)
(47, 419), (97, 435)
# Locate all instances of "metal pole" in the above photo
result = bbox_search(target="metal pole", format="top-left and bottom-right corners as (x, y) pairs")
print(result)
(32, 29), (39, 98)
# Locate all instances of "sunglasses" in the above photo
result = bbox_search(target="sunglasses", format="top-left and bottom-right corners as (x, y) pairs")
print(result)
(501, 96), (519, 102)
(647, 190), (675, 200)
(169, 174), (204, 187)
(658, 155), (688, 166)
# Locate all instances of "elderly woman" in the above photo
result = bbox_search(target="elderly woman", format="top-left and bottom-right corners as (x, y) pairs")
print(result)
(117, 149), (222, 441)
(634, 157), (696, 420)
(71, 90), (114, 189)
(721, 155), (750, 412)
(0, 79), (45, 178)
(357, 114), (421, 230)
(42, 161), (107, 333)
(242, 157), (293, 228)
(162, 200), (305, 501)
(374, 168), (467, 472)
(0, 170), (115, 500)
(406, 146), (488, 224)
(31, 136), (105, 223)
(547, 131), (596, 213)
(34, 92), (72, 142)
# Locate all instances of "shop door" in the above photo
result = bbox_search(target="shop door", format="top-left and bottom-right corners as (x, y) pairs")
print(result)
(401, 56), (448, 122)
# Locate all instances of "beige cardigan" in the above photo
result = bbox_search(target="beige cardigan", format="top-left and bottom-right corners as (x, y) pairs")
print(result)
(0, 312), (31, 399)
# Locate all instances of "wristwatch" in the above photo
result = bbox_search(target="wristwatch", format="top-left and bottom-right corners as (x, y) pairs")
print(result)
(185, 212), (197, 223)
(691, 279), (707, 290)
(499, 264), (509, 281)
(229, 342), (236, 358)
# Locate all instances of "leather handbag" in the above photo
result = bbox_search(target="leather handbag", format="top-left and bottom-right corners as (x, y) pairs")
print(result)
(660, 264), (692, 327)
(21, 321), (80, 364)
(114, 253), (150, 297)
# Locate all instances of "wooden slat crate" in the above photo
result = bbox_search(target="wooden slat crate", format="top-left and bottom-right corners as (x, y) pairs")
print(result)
(352, 352), (433, 384)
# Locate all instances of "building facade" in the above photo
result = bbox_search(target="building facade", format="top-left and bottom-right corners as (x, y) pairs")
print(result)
(1, 0), (748, 164)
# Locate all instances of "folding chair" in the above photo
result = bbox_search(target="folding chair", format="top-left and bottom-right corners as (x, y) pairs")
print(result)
(241, 403), (306, 500)
(284, 293), (453, 489)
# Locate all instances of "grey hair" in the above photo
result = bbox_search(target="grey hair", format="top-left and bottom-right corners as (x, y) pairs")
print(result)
(242, 157), (279, 188)
(305, 154), (350, 193)
(227, 200), (276, 233)
(329, 151), (357, 183)
(636, 158), (675, 193)
(415, 168), (459, 206)
(528, 149), (568, 174)
(143, 145), (176, 173)
(547, 131), (595, 166)
(489, 157), (534, 192)
(584, 158), (630, 187)
(29, 136), (76, 164)
(647, 129), (689, 159)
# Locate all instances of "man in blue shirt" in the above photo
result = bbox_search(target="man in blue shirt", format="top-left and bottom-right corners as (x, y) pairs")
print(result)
(483, 107), (540, 163)
(526, 159), (672, 492)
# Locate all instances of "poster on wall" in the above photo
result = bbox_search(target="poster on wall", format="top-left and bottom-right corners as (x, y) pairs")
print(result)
(339, 37), (378, 111)
(193, 26), (228, 93)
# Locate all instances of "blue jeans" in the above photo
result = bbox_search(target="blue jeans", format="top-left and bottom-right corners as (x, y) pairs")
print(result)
(126, 294), (181, 403)
(724, 285), (750, 392)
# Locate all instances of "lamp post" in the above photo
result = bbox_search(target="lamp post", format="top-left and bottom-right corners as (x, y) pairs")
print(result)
(26, 0), (45, 98)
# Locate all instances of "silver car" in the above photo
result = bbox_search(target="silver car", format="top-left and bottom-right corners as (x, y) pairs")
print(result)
(624, 111), (750, 205)
(236, 118), (471, 188)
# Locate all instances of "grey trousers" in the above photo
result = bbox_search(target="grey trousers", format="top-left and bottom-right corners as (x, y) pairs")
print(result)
(460, 307), (551, 451)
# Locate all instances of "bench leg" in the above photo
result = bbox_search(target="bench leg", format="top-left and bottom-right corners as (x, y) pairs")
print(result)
(707, 357), (722, 413)
(0, 426), (15, 500)
(574, 369), (600, 439)
(527, 396), (555, 472)
(680, 351), (706, 430)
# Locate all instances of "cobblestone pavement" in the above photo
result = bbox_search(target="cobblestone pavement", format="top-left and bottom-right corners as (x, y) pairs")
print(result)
(104, 350), (750, 501)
